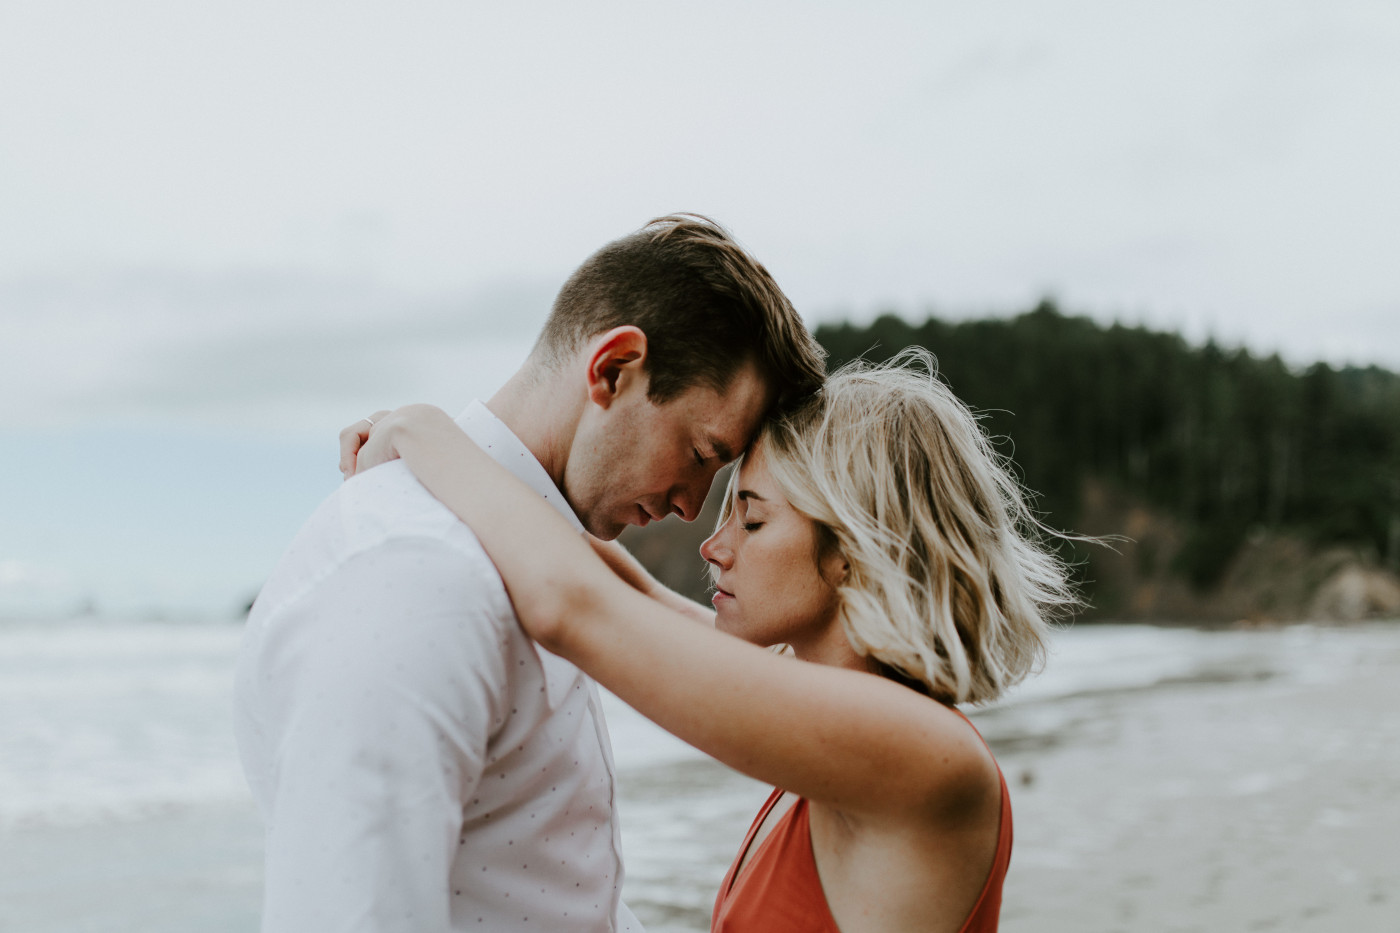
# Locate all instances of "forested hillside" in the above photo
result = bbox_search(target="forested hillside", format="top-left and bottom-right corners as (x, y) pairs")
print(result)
(817, 301), (1400, 593)
(623, 302), (1400, 622)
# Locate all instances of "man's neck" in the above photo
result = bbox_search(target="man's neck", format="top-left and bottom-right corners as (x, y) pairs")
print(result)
(484, 362), (580, 490)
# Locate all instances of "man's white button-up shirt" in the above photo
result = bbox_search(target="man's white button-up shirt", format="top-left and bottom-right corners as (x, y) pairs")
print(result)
(235, 401), (641, 932)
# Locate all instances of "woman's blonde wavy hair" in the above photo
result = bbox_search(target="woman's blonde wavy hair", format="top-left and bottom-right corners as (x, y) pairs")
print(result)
(722, 348), (1077, 706)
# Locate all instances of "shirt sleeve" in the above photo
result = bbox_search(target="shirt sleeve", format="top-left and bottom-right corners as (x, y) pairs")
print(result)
(257, 533), (512, 932)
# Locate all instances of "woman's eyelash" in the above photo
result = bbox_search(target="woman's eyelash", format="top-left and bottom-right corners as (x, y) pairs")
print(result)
(741, 522), (763, 532)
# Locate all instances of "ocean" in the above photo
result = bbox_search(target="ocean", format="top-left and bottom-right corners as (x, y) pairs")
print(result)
(1, 618), (1393, 932)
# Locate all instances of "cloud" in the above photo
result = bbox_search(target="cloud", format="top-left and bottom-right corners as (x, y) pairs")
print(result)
(4, 0), (1399, 426)
(1, 269), (552, 432)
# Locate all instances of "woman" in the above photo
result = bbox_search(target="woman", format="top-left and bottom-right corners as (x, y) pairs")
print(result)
(344, 352), (1076, 933)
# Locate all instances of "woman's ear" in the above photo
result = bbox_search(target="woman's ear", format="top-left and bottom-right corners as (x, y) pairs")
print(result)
(584, 326), (649, 408)
(819, 546), (850, 587)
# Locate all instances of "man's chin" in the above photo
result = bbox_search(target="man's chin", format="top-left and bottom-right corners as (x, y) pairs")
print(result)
(582, 517), (627, 542)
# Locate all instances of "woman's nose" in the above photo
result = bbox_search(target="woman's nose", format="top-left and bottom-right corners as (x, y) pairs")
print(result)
(700, 525), (731, 568)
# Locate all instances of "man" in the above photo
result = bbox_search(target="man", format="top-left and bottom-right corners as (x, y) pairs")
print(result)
(234, 214), (826, 931)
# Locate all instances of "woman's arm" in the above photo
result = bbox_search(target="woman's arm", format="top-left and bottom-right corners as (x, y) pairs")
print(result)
(361, 405), (993, 823)
(341, 408), (714, 626)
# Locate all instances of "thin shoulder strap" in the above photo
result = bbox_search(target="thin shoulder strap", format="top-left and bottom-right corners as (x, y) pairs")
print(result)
(722, 786), (787, 898)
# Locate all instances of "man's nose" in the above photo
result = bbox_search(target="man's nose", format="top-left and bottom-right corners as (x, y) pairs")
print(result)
(669, 482), (708, 522)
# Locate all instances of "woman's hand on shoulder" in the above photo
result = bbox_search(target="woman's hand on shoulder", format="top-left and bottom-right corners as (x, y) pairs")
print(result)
(338, 405), (456, 478)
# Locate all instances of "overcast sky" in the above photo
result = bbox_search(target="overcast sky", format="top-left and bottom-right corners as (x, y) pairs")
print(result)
(3, 1), (1398, 615)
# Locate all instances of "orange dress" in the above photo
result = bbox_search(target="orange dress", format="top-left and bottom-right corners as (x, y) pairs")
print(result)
(711, 715), (1013, 933)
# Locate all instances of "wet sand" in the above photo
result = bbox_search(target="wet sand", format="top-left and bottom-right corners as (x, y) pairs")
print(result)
(991, 623), (1400, 932)
(0, 802), (263, 933)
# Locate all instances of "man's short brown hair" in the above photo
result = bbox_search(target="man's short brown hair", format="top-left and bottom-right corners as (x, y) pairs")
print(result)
(537, 214), (826, 409)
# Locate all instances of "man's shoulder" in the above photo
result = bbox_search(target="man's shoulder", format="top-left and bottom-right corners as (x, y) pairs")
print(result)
(248, 461), (490, 570)
(336, 461), (483, 549)
(252, 462), (501, 616)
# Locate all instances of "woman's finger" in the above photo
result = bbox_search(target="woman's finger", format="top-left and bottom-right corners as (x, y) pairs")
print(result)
(339, 410), (392, 479)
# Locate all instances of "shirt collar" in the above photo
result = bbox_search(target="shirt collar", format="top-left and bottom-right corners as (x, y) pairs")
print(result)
(456, 400), (586, 534)
(455, 400), (585, 708)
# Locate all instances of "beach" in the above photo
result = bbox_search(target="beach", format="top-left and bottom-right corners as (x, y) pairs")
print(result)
(992, 624), (1400, 932)
(1, 620), (1397, 931)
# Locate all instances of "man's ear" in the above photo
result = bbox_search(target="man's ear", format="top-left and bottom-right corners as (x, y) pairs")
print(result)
(585, 326), (649, 409)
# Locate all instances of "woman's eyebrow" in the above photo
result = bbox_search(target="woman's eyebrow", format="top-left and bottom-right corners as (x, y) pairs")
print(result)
(737, 489), (767, 502)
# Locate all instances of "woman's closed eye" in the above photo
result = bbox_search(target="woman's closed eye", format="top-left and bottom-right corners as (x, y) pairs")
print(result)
(741, 521), (764, 532)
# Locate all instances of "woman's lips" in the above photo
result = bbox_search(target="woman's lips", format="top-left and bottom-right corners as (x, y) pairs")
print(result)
(711, 587), (734, 606)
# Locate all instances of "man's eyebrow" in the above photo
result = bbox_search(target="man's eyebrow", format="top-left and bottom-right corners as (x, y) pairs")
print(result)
(737, 489), (767, 502)
(709, 437), (735, 462)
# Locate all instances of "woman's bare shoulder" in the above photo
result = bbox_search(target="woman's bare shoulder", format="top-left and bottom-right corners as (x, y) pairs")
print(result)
(812, 706), (1004, 933)
(835, 689), (1002, 831)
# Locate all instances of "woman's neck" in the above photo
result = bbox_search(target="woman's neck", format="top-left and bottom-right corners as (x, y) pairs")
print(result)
(789, 628), (879, 675)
